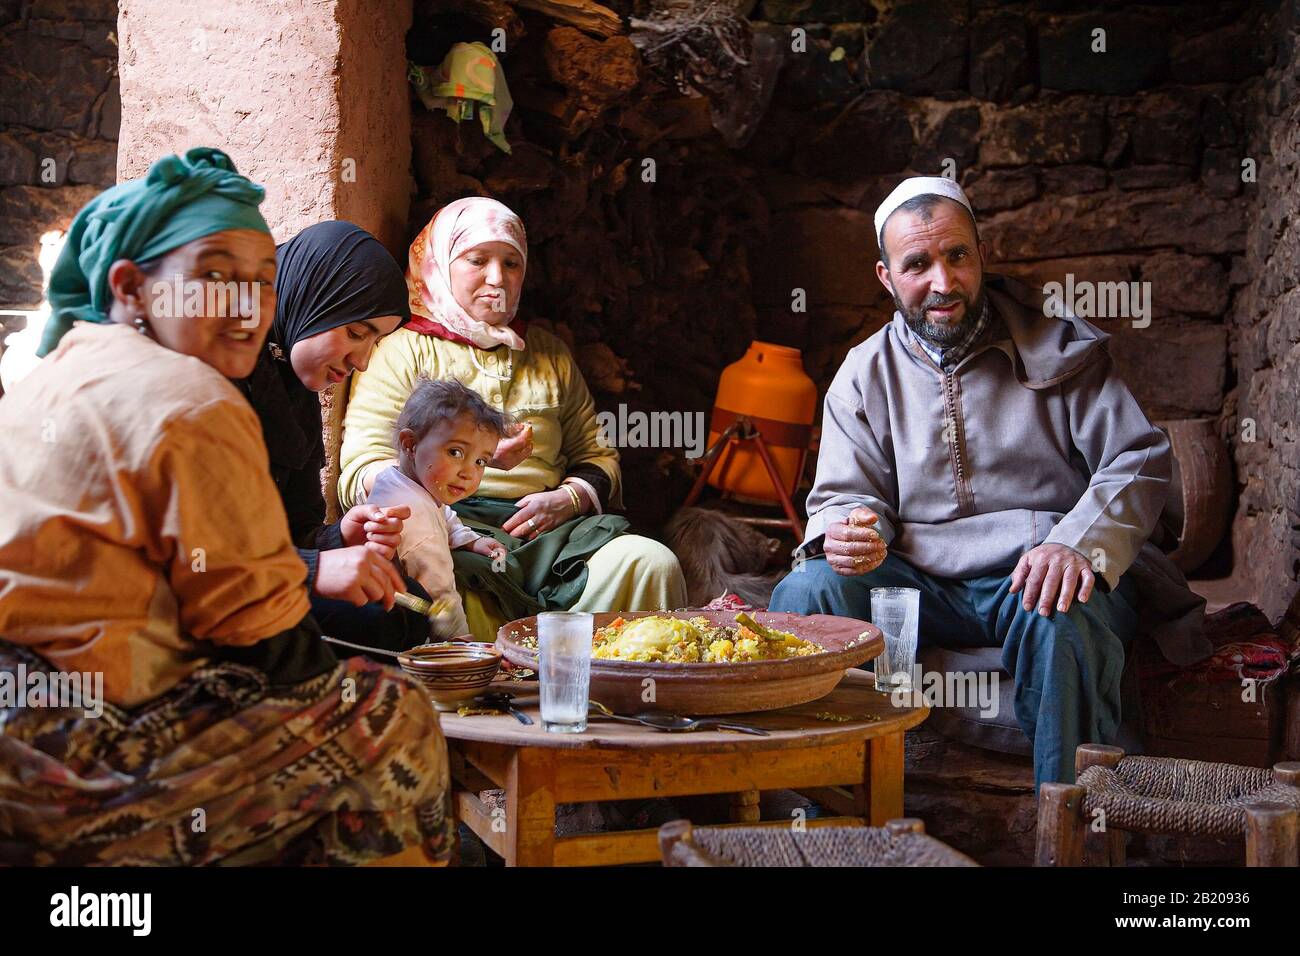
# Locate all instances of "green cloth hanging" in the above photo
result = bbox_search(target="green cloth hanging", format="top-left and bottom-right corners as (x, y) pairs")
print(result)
(449, 496), (630, 621)
(409, 42), (514, 153)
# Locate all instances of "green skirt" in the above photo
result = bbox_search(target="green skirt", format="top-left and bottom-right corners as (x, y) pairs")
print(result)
(450, 496), (630, 622)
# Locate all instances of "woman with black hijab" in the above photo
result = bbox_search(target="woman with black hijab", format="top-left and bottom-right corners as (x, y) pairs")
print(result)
(240, 220), (427, 652)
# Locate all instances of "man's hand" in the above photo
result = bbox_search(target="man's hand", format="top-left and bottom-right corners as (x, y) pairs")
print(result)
(489, 423), (534, 471)
(823, 507), (888, 577)
(339, 504), (410, 559)
(312, 544), (405, 609)
(1009, 543), (1096, 616)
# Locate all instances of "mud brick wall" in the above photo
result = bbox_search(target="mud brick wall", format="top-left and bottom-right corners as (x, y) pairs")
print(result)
(0, 0), (119, 343)
(1229, 0), (1300, 620)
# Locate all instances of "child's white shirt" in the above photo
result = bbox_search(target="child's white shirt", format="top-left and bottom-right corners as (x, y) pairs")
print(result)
(366, 465), (481, 636)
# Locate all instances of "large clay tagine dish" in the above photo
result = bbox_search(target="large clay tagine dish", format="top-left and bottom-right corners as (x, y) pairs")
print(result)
(497, 610), (882, 715)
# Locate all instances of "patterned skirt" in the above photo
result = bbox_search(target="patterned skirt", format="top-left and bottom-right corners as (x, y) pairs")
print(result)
(0, 642), (455, 866)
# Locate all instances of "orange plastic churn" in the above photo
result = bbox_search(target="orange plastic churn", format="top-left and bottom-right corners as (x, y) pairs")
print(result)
(706, 341), (817, 502)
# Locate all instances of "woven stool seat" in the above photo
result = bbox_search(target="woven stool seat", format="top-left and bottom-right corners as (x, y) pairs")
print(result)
(659, 819), (978, 867)
(1079, 756), (1300, 840)
(1037, 745), (1300, 866)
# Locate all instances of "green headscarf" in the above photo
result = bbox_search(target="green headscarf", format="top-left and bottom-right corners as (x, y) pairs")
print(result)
(40, 146), (271, 356)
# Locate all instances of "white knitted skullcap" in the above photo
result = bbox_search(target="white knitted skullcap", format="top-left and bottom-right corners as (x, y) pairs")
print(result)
(873, 176), (975, 246)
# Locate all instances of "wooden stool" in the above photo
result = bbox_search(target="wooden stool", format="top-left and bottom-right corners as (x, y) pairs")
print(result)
(658, 816), (978, 867)
(1036, 744), (1300, 866)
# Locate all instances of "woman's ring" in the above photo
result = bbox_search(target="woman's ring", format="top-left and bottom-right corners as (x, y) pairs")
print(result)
(526, 517), (538, 533)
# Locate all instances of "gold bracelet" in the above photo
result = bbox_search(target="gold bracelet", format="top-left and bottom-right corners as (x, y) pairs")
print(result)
(562, 483), (582, 515)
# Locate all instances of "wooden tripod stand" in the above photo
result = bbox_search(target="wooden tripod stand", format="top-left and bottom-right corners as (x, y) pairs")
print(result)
(682, 414), (805, 541)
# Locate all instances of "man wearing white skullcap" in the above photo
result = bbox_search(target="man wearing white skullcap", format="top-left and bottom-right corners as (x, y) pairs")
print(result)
(770, 175), (1211, 790)
(871, 176), (987, 370)
(872, 175), (975, 247)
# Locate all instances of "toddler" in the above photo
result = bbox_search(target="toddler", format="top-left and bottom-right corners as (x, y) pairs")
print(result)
(367, 377), (510, 638)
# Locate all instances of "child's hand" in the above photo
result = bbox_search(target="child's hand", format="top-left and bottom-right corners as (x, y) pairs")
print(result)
(488, 423), (534, 471)
(340, 505), (409, 558)
(469, 537), (507, 562)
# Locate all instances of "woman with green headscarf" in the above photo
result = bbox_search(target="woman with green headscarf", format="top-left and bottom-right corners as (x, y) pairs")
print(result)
(0, 148), (453, 866)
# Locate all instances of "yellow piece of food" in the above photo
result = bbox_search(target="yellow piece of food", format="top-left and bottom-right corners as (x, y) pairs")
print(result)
(592, 616), (695, 661)
(592, 615), (820, 663)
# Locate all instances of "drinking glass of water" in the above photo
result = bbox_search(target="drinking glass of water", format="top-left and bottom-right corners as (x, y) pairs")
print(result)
(870, 588), (920, 693)
(538, 611), (593, 733)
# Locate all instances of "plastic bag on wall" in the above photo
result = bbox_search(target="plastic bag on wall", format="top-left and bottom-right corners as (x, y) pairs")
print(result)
(409, 41), (514, 154)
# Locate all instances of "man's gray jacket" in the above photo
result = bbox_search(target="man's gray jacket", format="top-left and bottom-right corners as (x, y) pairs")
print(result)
(803, 274), (1211, 665)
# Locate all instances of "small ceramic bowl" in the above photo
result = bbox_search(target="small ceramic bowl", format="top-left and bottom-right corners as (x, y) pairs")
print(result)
(397, 642), (502, 712)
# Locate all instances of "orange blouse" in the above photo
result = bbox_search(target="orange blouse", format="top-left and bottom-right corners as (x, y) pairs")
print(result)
(0, 323), (310, 707)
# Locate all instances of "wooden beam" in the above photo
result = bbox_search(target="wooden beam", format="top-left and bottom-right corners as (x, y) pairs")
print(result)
(859, 733), (905, 825)
(1036, 783), (1087, 866)
(455, 739), (513, 787)
(454, 787), (508, 859)
(1077, 744), (1126, 866)
(1076, 743), (1125, 775)
(550, 739), (867, 802)
(449, 747), (499, 796)
(729, 790), (761, 823)
(506, 747), (557, 866)
(1245, 803), (1299, 867)
(509, 0), (622, 36)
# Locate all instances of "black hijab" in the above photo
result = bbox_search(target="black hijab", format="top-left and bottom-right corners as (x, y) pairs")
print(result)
(242, 221), (409, 542)
(272, 220), (411, 358)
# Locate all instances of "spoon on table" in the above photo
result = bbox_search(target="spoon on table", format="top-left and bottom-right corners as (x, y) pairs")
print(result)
(588, 700), (769, 736)
(632, 712), (770, 736)
(588, 699), (647, 726)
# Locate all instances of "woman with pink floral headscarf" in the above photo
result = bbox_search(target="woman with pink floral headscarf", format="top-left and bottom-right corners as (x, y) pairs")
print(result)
(339, 197), (685, 638)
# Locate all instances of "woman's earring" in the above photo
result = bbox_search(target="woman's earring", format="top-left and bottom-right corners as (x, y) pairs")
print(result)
(132, 314), (150, 335)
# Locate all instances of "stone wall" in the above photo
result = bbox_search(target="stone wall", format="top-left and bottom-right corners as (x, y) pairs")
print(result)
(0, 0), (119, 345)
(409, 0), (1274, 532)
(746, 0), (1270, 420)
(1229, 0), (1300, 620)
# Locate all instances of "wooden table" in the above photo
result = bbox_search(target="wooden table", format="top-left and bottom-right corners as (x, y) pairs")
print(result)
(439, 669), (929, 866)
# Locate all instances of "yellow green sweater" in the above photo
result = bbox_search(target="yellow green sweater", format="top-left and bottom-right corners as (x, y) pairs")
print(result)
(339, 326), (622, 510)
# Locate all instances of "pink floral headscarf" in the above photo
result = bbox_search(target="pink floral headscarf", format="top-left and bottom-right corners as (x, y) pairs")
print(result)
(406, 196), (528, 351)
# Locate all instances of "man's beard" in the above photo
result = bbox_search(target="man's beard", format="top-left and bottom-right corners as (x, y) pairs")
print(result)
(893, 285), (986, 349)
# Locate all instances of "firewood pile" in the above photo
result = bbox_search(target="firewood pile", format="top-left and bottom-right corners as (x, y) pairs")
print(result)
(409, 0), (772, 432)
